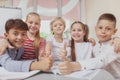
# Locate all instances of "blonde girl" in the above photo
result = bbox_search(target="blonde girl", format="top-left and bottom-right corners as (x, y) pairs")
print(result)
(21, 12), (46, 60)
(45, 17), (71, 62)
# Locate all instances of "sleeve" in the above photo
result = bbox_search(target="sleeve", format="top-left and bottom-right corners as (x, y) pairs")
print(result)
(0, 53), (34, 72)
(78, 46), (120, 70)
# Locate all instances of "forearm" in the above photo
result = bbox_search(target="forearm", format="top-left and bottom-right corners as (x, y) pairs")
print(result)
(0, 54), (33, 72)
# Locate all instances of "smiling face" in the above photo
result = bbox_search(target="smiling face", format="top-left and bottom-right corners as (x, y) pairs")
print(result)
(5, 28), (27, 48)
(95, 20), (117, 42)
(26, 14), (40, 35)
(71, 23), (85, 42)
(51, 20), (65, 35)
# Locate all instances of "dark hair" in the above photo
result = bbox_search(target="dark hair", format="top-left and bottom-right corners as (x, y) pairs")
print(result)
(5, 19), (28, 33)
(97, 13), (116, 27)
(70, 21), (89, 61)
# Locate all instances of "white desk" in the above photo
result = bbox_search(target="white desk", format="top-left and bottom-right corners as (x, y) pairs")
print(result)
(25, 72), (86, 80)
(25, 69), (115, 80)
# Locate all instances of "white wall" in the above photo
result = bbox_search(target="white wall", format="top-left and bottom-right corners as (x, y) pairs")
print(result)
(85, 0), (120, 40)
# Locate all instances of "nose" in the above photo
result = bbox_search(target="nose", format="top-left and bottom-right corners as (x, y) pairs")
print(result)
(101, 29), (106, 33)
(32, 23), (35, 26)
(17, 35), (22, 39)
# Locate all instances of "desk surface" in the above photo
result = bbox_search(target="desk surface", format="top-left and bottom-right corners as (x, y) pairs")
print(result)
(25, 69), (115, 80)
(25, 72), (86, 80)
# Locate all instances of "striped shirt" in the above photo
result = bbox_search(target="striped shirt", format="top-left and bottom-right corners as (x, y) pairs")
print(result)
(21, 36), (46, 60)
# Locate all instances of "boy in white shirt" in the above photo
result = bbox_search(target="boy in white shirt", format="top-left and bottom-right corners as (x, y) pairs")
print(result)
(79, 13), (120, 80)
(58, 13), (120, 80)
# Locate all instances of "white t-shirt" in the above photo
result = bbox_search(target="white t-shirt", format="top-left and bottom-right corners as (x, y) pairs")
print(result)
(46, 35), (71, 61)
(75, 42), (93, 61)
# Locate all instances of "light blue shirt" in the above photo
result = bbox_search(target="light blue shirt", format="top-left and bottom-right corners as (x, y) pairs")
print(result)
(0, 47), (35, 72)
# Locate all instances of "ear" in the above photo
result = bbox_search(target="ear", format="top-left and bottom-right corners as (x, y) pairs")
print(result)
(4, 33), (9, 39)
(114, 28), (117, 34)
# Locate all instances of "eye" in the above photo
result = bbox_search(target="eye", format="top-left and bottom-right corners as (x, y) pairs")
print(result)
(35, 22), (39, 25)
(21, 33), (27, 37)
(71, 29), (75, 32)
(106, 28), (111, 30)
(29, 21), (33, 24)
(78, 29), (82, 32)
(59, 23), (63, 26)
(13, 32), (18, 36)
(98, 26), (103, 29)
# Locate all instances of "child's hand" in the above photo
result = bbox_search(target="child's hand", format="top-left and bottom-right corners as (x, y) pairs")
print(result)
(0, 39), (14, 56)
(57, 58), (73, 75)
(58, 42), (67, 61)
(58, 58), (81, 75)
(39, 55), (53, 71)
(88, 38), (96, 46)
(110, 37), (120, 53)
(31, 55), (53, 71)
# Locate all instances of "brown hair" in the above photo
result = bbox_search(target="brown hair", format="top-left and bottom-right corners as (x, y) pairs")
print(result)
(97, 13), (116, 27)
(70, 21), (89, 61)
(26, 12), (41, 57)
(5, 19), (28, 33)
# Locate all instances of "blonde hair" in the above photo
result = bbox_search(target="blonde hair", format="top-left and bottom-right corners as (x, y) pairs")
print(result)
(50, 17), (66, 34)
(26, 12), (41, 57)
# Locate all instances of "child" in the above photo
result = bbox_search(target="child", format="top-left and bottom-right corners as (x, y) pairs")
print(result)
(45, 17), (71, 74)
(0, 12), (46, 60)
(78, 13), (120, 80)
(0, 19), (53, 72)
(21, 12), (46, 60)
(45, 17), (71, 62)
(59, 13), (120, 80)
(58, 21), (93, 75)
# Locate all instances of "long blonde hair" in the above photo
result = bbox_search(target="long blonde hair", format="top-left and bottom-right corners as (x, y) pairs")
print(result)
(26, 12), (41, 57)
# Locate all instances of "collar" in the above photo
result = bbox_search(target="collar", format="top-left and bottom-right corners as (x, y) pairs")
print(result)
(98, 39), (112, 45)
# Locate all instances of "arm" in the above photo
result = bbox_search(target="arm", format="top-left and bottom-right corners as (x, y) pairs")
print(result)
(45, 41), (52, 56)
(79, 46), (120, 70)
(0, 38), (14, 56)
(0, 52), (53, 72)
(0, 53), (33, 72)
(44, 35), (53, 56)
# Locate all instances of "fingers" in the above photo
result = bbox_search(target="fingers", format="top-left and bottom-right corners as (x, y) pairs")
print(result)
(88, 38), (96, 46)
(110, 38), (120, 53)
(58, 61), (71, 75)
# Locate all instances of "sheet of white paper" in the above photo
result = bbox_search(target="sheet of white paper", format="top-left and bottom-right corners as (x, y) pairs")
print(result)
(0, 67), (40, 79)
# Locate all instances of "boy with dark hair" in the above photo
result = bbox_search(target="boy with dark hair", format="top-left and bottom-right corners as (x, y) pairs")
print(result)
(0, 19), (53, 72)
